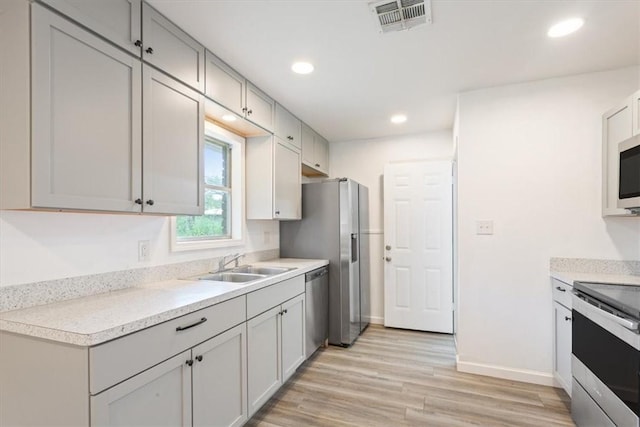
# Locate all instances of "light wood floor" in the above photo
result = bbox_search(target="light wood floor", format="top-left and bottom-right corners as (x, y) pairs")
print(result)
(247, 324), (574, 427)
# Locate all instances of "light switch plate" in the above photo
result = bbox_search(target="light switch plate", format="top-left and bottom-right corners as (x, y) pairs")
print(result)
(476, 220), (494, 235)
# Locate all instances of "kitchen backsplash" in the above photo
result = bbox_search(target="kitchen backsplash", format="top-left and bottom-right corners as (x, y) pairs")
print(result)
(0, 249), (279, 312)
(550, 257), (640, 276)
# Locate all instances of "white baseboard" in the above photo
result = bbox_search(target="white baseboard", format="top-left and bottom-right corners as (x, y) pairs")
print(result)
(456, 356), (556, 387)
(368, 316), (384, 325)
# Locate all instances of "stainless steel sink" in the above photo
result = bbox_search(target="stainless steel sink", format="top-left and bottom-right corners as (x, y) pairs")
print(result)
(230, 265), (295, 275)
(198, 272), (267, 283)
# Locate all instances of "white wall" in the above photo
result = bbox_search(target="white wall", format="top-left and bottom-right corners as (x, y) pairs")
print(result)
(330, 131), (454, 323)
(456, 66), (640, 384)
(0, 211), (278, 287)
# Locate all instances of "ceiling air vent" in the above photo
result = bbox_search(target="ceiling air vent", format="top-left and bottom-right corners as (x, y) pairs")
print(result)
(370, 0), (432, 33)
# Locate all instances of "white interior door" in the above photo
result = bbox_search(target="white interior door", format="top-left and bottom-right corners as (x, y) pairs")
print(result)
(383, 161), (453, 333)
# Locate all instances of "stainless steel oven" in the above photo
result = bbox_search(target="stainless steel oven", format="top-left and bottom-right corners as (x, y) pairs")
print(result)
(572, 282), (640, 427)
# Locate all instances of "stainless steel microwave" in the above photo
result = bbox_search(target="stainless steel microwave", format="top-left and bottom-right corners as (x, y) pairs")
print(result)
(618, 135), (640, 211)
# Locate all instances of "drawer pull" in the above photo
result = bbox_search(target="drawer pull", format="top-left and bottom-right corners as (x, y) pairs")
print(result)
(195, 355), (203, 362)
(555, 286), (566, 292)
(176, 317), (207, 332)
(565, 316), (572, 322)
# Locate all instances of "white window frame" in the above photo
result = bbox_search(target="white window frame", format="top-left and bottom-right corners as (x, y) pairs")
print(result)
(170, 121), (245, 251)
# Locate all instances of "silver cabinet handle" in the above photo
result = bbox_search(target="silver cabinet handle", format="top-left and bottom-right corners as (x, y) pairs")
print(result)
(555, 286), (566, 292)
(385, 245), (391, 250)
(385, 257), (392, 262)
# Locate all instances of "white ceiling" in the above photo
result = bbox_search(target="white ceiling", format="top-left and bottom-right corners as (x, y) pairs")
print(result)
(149, 0), (640, 142)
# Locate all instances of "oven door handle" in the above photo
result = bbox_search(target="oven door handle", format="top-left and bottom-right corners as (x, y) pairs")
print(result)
(574, 295), (639, 332)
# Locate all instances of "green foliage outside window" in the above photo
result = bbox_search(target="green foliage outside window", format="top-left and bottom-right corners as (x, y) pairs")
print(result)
(176, 138), (231, 241)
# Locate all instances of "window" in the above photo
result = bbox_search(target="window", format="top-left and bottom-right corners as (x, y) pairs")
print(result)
(171, 121), (244, 250)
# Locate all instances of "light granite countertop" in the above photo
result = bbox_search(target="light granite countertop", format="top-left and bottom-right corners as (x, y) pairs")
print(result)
(0, 258), (328, 347)
(551, 271), (640, 287)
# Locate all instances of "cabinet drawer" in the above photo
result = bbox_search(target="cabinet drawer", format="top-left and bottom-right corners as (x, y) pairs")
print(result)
(247, 276), (305, 319)
(551, 278), (573, 309)
(89, 295), (246, 394)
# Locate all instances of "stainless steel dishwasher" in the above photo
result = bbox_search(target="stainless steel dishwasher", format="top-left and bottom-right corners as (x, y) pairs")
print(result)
(305, 266), (329, 358)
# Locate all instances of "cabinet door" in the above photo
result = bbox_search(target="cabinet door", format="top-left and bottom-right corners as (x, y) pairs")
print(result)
(205, 51), (245, 116)
(314, 134), (330, 174)
(553, 302), (572, 396)
(40, 0), (141, 55)
(273, 138), (301, 220)
(275, 103), (301, 148)
(301, 123), (315, 166)
(142, 3), (205, 92)
(31, 5), (142, 212)
(281, 293), (306, 382)
(602, 98), (633, 216)
(633, 89), (640, 137)
(246, 82), (275, 132)
(247, 306), (282, 416)
(192, 324), (247, 427)
(91, 350), (192, 427)
(143, 66), (204, 215)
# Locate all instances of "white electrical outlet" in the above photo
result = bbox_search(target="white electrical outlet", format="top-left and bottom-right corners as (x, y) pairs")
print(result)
(138, 240), (150, 262)
(476, 220), (494, 235)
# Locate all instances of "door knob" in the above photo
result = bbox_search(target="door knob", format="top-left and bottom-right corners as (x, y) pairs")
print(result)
(385, 245), (391, 250)
(385, 257), (392, 262)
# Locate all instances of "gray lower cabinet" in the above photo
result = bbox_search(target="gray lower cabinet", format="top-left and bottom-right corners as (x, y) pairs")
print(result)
(192, 324), (248, 427)
(0, 275), (311, 426)
(91, 350), (193, 426)
(247, 276), (306, 416)
(92, 323), (248, 427)
(247, 305), (283, 415)
(281, 294), (306, 382)
(551, 278), (573, 396)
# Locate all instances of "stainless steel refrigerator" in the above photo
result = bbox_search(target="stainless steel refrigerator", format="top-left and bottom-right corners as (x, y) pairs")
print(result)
(280, 178), (370, 346)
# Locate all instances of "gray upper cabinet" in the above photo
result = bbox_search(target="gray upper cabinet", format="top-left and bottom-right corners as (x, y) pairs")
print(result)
(275, 103), (301, 149)
(31, 4), (143, 212)
(30, 5), (202, 215)
(205, 51), (275, 132)
(142, 3), (205, 93)
(301, 123), (315, 166)
(40, 0), (142, 55)
(143, 66), (204, 215)
(602, 97), (634, 217)
(246, 82), (275, 132)
(205, 51), (246, 116)
(300, 123), (329, 176)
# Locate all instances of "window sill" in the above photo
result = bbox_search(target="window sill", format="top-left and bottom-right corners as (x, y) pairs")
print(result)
(171, 237), (245, 252)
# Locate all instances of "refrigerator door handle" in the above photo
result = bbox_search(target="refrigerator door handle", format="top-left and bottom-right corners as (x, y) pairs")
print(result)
(351, 233), (358, 263)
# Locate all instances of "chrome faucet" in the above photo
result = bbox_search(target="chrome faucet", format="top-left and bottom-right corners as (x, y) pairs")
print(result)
(218, 253), (244, 271)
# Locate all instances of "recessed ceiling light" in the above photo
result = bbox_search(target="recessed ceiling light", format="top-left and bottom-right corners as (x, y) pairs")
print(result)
(547, 18), (584, 38)
(292, 61), (314, 75)
(222, 114), (237, 122)
(390, 114), (407, 124)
